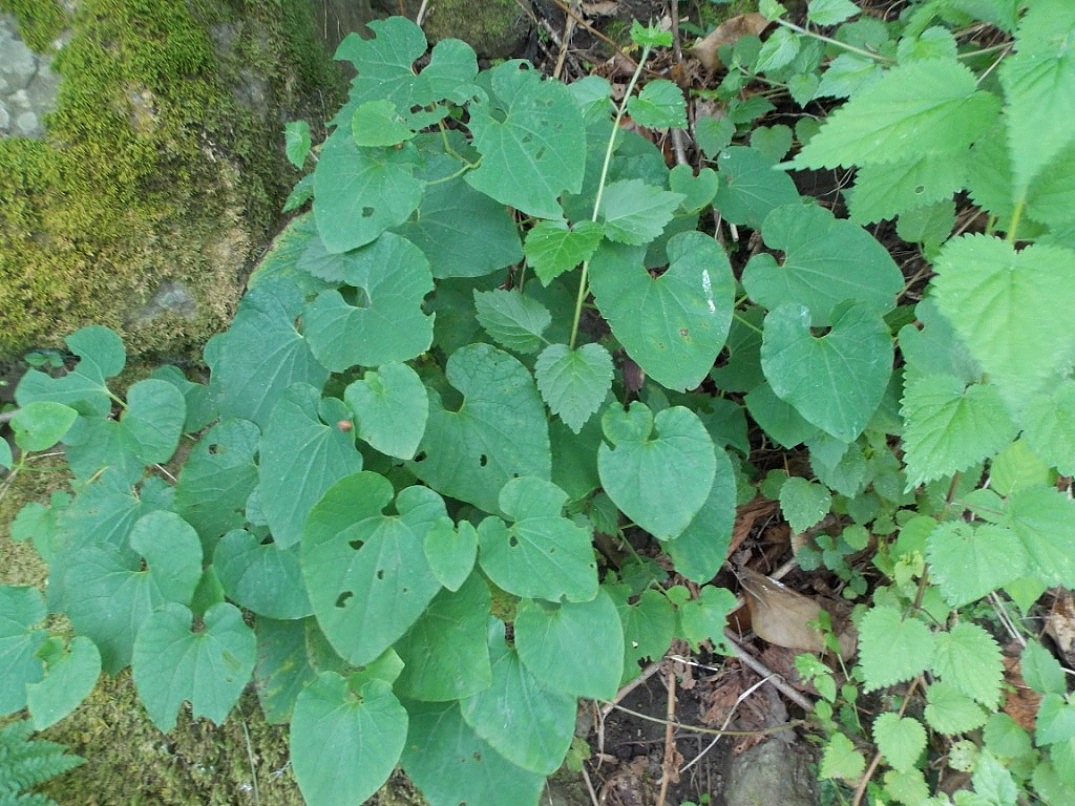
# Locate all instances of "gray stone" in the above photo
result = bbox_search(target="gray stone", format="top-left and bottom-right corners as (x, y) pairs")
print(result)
(0, 14), (61, 141)
(723, 740), (818, 806)
(0, 101), (8, 131)
(131, 281), (199, 325)
(0, 35), (35, 91)
(14, 110), (38, 137)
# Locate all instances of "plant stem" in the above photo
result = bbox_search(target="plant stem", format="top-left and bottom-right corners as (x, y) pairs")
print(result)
(1006, 192), (1025, 243)
(568, 43), (653, 349)
(774, 18), (893, 64)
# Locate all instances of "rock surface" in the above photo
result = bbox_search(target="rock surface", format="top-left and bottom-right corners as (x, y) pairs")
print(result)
(0, 13), (61, 138)
(723, 739), (819, 806)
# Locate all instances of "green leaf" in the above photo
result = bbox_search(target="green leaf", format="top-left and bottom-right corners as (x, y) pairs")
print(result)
(1021, 640), (1066, 696)
(394, 572), (492, 701)
(923, 680), (988, 734)
(898, 298), (980, 384)
(808, 0), (859, 25)
(284, 119), (310, 169)
(859, 606), (935, 691)
(678, 585), (738, 654)
(745, 382), (819, 448)
(291, 674), (407, 806)
(598, 402), (716, 540)
(460, 620), (577, 775)
(477, 477), (597, 603)
(984, 712), (1032, 760)
(695, 114), (735, 159)
(313, 129), (423, 253)
(132, 602), (255, 732)
(991, 439), (1051, 496)
(932, 622), (1003, 707)
(627, 79), (686, 128)
(613, 588), (676, 682)
(514, 590), (624, 699)
(755, 27), (799, 73)
(15, 326), (125, 417)
(1022, 379), (1075, 476)
(749, 125), (793, 163)
(668, 165), (719, 214)
(11, 402), (77, 452)
(779, 476), (832, 533)
(258, 383), (363, 550)
(302, 473), (443, 666)
(900, 374), (1018, 488)
(335, 17), (427, 103)
(794, 58), (1000, 169)
(465, 63), (585, 218)
(0, 440), (9, 470)
(26, 636), (100, 730)
(598, 179), (684, 245)
(65, 510), (203, 673)
(820, 732), (866, 781)
(0, 586), (46, 714)
(304, 233), (434, 371)
(1004, 485), (1075, 588)
(662, 449), (736, 583)
(207, 278), (329, 428)
(473, 289), (551, 354)
(535, 343), (613, 433)
(998, 0), (1075, 189)
(761, 302), (893, 442)
(932, 236), (1075, 405)
(630, 19), (673, 47)
(344, 362), (429, 460)
(973, 750), (1020, 804)
(846, 151), (967, 225)
(352, 99), (415, 147)
(873, 713), (926, 773)
(151, 365), (214, 433)
(174, 419), (260, 550)
(409, 343), (551, 515)
(402, 700), (545, 806)
(927, 522), (1025, 608)
(423, 520), (478, 593)
(590, 233), (735, 392)
(816, 54), (881, 100)
(713, 147), (800, 229)
(394, 148), (522, 280)
(253, 617), (318, 724)
(213, 529), (312, 620)
(523, 219), (604, 286)
(743, 203), (903, 324)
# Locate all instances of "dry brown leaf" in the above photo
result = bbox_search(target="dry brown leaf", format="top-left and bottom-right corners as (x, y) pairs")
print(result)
(1001, 652), (1040, 733)
(689, 13), (770, 72)
(1045, 591), (1075, 668)
(739, 568), (856, 660)
(581, 1), (619, 16)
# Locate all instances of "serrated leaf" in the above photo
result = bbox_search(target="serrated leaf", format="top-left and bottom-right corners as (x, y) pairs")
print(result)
(284, 120), (310, 169)
(761, 302), (893, 442)
(846, 151), (968, 225)
(477, 477), (597, 603)
(598, 179), (684, 245)
(395, 151), (522, 280)
(678, 585), (738, 654)
(924, 680), (988, 734)
(409, 343), (551, 515)
(662, 448), (736, 583)
(627, 79), (686, 128)
(15, 326), (125, 417)
(291, 673), (407, 806)
(465, 63), (585, 218)
(932, 236), (1075, 406)
(302, 473), (443, 666)
(0, 586), (46, 714)
(1022, 379), (1075, 476)
(808, 0), (859, 25)
(515, 590), (624, 699)
(26, 636), (100, 730)
(473, 289), (551, 354)
(859, 606), (935, 691)
(598, 402), (716, 540)
(932, 622), (1003, 707)
(11, 402), (77, 452)
(898, 298), (981, 383)
(460, 620), (576, 775)
(873, 713), (926, 773)
(743, 203), (903, 324)
(984, 712), (1032, 759)
(713, 147), (801, 228)
(258, 383), (363, 550)
(1004, 485), (1075, 588)
(816, 54), (882, 99)
(423, 520), (478, 592)
(755, 27), (799, 73)
(303, 233), (434, 371)
(991, 439), (1050, 495)
(394, 572), (492, 702)
(65, 510), (203, 673)
(207, 278), (329, 428)
(402, 700), (545, 806)
(794, 58), (1000, 169)
(900, 374), (1018, 488)
(1026, 141), (1075, 231)
(132, 602), (255, 732)
(779, 476), (832, 533)
(1022, 640), (1066, 695)
(820, 733), (866, 781)
(213, 529), (311, 620)
(344, 362), (428, 460)
(523, 219), (604, 285)
(174, 419), (260, 550)
(590, 233), (735, 392)
(313, 129), (423, 253)
(926, 522), (1025, 608)
(535, 343), (613, 433)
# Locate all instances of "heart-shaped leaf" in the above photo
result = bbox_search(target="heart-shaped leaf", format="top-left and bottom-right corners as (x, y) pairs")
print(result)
(344, 361), (428, 460)
(213, 529), (312, 620)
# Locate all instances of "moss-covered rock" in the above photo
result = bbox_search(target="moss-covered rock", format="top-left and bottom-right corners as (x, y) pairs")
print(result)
(0, 0), (343, 371)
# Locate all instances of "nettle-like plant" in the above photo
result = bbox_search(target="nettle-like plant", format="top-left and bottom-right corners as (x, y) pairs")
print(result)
(1, 1), (1074, 803)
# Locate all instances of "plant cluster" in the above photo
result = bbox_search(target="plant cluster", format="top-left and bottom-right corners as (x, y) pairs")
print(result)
(1, 1), (1074, 804)
(0, 720), (83, 805)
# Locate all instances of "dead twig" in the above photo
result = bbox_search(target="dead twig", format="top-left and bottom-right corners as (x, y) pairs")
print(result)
(655, 665), (678, 806)
(722, 630), (815, 712)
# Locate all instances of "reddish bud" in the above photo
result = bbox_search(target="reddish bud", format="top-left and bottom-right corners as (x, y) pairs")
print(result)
(337, 420), (353, 431)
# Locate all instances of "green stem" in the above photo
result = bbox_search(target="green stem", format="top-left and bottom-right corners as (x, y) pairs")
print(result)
(774, 18), (893, 64)
(1006, 192), (1025, 243)
(732, 310), (763, 335)
(568, 44), (653, 349)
